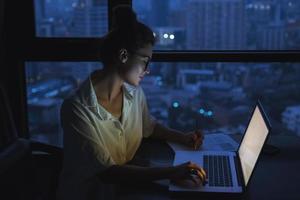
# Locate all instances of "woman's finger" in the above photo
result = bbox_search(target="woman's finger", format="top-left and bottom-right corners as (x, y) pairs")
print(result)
(189, 167), (206, 183)
(188, 175), (201, 186)
(196, 170), (206, 183)
(195, 129), (204, 139)
(188, 163), (206, 177)
(191, 134), (203, 149)
(195, 140), (201, 149)
(196, 137), (204, 148)
(199, 167), (207, 179)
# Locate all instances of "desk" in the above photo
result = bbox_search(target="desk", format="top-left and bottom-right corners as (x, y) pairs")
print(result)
(117, 135), (300, 200)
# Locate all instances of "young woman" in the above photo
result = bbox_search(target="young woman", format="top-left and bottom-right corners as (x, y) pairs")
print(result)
(57, 5), (206, 200)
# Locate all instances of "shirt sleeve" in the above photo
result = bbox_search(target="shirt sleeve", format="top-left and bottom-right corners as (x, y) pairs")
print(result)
(139, 87), (157, 138)
(60, 99), (115, 181)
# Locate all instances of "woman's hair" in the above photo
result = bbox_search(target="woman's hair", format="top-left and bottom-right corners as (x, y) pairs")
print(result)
(100, 5), (155, 67)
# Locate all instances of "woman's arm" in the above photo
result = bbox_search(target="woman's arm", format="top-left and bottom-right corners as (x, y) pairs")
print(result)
(99, 164), (175, 183)
(99, 162), (207, 185)
(151, 122), (185, 143)
(151, 123), (204, 150)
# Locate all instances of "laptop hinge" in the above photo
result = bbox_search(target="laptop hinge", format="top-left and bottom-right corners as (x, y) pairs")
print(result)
(234, 153), (244, 190)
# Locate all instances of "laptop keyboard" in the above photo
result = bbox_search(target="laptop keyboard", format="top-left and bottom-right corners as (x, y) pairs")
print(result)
(203, 155), (233, 187)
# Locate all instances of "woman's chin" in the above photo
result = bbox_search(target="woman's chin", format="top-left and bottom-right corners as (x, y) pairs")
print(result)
(126, 80), (140, 87)
(133, 81), (140, 86)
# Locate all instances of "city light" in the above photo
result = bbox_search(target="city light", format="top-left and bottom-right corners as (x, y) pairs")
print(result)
(198, 108), (213, 117)
(247, 4), (253, 9)
(199, 108), (205, 114)
(260, 5), (265, 10)
(173, 102), (180, 108)
(247, 3), (271, 11)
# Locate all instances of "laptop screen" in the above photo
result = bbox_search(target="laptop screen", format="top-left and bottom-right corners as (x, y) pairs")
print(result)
(238, 105), (270, 186)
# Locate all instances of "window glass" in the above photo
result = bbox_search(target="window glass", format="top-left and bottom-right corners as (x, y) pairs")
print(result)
(26, 62), (300, 146)
(26, 62), (102, 146)
(140, 62), (300, 138)
(34, 0), (108, 37)
(133, 0), (300, 50)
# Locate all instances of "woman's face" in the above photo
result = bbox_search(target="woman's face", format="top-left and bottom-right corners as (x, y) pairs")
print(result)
(122, 44), (153, 86)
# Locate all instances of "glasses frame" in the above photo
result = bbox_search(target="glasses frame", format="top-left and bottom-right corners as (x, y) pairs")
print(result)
(128, 51), (151, 74)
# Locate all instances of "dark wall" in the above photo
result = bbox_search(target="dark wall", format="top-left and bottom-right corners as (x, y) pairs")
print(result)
(0, 0), (4, 72)
(1, 0), (29, 138)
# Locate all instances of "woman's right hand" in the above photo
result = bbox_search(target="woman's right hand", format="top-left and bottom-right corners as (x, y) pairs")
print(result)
(170, 161), (207, 186)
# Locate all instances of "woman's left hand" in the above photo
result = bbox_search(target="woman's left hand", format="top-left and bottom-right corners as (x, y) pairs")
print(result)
(180, 129), (204, 150)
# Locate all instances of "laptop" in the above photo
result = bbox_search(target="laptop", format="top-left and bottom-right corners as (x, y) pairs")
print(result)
(169, 101), (271, 196)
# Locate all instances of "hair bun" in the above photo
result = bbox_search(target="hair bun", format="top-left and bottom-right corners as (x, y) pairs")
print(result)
(112, 5), (137, 31)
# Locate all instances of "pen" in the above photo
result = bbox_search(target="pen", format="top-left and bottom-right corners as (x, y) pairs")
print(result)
(193, 134), (197, 150)
(194, 119), (199, 150)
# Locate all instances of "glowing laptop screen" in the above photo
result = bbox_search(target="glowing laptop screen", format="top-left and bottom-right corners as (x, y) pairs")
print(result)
(238, 105), (269, 186)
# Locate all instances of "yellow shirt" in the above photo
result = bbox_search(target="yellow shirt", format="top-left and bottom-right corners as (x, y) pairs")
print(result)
(57, 74), (157, 200)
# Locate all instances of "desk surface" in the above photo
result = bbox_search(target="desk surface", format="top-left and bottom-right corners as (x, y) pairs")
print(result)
(117, 135), (300, 200)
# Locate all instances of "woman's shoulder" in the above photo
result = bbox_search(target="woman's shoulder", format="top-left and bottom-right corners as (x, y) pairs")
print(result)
(63, 75), (96, 107)
(60, 82), (90, 114)
(60, 96), (81, 114)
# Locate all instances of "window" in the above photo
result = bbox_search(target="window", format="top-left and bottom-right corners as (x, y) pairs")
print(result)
(26, 62), (102, 146)
(141, 62), (300, 136)
(34, 0), (108, 37)
(23, 1), (300, 145)
(26, 61), (300, 146)
(133, 0), (300, 50)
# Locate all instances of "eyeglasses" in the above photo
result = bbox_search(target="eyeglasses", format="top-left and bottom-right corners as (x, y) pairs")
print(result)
(131, 52), (151, 74)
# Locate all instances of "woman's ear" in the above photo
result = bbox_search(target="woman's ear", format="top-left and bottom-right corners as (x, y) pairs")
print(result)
(119, 49), (129, 64)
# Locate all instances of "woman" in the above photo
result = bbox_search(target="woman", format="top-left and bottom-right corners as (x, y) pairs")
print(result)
(57, 5), (206, 200)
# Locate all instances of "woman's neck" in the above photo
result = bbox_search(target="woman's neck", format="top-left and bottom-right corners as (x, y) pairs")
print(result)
(91, 68), (124, 103)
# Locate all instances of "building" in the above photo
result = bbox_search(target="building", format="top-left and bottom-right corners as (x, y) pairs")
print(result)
(69, 0), (108, 37)
(176, 69), (216, 92)
(286, 20), (300, 49)
(186, 0), (246, 50)
(150, 0), (169, 27)
(256, 3), (286, 49)
(282, 105), (300, 136)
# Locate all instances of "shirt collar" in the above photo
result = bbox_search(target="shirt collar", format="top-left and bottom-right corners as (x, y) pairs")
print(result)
(76, 74), (136, 120)
(122, 82), (135, 101)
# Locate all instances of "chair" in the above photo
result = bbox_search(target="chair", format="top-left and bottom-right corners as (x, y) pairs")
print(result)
(0, 84), (63, 200)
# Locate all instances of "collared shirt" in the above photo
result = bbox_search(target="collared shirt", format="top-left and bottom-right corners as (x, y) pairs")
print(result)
(56, 73), (157, 200)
